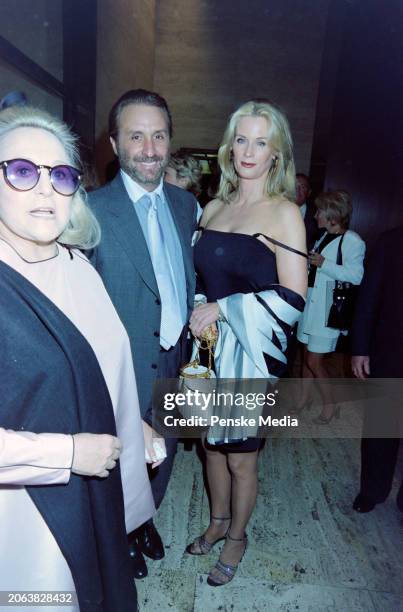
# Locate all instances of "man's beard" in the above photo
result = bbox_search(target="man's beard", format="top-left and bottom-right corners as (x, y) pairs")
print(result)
(118, 148), (168, 187)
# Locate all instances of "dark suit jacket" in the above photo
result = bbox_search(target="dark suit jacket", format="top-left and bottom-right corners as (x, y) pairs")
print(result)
(351, 225), (403, 376)
(87, 174), (197, 417)
(304, 202), (321, 251)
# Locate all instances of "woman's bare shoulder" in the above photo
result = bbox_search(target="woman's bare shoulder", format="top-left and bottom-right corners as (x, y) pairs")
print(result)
(274, 197), (301, 219)
(261, 197), (306, 253)
(200, 198), (224, 226)
(260, 197), (302, 230)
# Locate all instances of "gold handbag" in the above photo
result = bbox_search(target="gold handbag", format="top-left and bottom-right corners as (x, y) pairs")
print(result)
(179, 326), (217, 380)
(178, 327), (217, 423)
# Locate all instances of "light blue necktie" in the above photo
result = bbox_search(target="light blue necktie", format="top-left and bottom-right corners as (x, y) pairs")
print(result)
(146, 194), (183, 349)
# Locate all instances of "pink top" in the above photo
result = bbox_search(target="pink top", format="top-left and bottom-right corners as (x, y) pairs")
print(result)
(0, 241), (154, 598)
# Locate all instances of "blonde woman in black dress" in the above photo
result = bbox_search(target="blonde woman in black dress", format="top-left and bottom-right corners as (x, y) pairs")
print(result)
(187, 100), (307, 586)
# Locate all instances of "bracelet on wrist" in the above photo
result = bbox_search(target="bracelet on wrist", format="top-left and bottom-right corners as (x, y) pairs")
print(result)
(217, 306), (226, 322)
(194, 294), (207, 308)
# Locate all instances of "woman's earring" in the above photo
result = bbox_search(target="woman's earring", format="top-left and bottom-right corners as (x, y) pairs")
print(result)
(270, 156), (278, 171)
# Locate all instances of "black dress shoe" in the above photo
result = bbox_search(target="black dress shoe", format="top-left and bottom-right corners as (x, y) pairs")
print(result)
(137, 520), (165, 560)
(353, 493), (377, 513)
(128, 538), (148, 580)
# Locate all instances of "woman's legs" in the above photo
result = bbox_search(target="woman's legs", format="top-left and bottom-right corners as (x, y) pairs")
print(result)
(301, 344), (314, 379)
(305, 350), (329, 378)
(305, 350), (337, 419)
(208, 449), (258, 583)
(187, 442), (231, 553)
(204, 444), (232, 537)
(296, 344), (315, 410)
(227, 450), (259, 539)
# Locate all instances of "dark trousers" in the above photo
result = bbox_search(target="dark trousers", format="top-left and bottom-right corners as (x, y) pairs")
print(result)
(359, 383), (402, 502)
(148, 330), (188, 509)
(360, 438), (400, 502)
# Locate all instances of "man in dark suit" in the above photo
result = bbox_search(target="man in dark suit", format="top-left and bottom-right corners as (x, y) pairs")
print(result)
(351, 225), (403, 513)
(88, 89), (197, 577)
(296, 173), (319, 251)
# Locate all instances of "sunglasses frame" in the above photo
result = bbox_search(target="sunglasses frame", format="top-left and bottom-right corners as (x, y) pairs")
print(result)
(0, 158), (82, 196)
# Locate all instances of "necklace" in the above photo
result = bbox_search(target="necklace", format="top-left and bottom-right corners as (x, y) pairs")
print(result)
(0, 237), (59, 264)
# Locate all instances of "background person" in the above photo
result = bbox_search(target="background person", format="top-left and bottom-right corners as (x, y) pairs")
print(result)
(0, 90), (27, 110)
(297, 190), (366, 422)
(351, 225), (403, 513)
(187, 99), (307, 586)
(0, 105), (154, 610)
(285, 172), (319, 374)
(295, 172), (319, 250)
(165, 152), (203, 224)
(165, 152), (202, 197)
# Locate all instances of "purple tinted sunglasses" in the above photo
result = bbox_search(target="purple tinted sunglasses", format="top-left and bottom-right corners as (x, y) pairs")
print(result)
(0, 158), (82, 196)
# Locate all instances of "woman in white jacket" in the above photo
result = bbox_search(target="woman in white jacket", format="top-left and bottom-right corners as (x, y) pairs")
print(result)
(297, 190), (365, 422)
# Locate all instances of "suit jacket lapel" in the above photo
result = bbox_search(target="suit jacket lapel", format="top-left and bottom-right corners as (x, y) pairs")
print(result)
(105, 175), (159, 297)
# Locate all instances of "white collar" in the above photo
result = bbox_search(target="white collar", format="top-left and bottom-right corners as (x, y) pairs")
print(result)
(120, 170), (164, 204)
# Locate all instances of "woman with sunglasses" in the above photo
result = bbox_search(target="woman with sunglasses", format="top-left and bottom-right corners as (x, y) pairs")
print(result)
(0, 106), (155, 611)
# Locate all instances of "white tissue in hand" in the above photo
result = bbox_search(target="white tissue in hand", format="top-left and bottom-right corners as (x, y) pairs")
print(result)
(145, 437), (167, 462)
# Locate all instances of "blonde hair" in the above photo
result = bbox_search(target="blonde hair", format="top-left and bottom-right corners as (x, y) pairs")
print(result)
(0, 105), (100, 249)
(168, 153), (202, 196)
(216, 100), (296, 204)
(315, 190), (352, 230)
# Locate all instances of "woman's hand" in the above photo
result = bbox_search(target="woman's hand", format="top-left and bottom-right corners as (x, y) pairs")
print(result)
(72, 433), (121, 478)
(142, 421), (166, 469)
(309, 252), (325, 268)
(189, 303), (219, 337)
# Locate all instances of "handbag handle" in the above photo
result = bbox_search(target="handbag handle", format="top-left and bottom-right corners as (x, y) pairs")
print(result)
(179, 326), (217, 379)
(336, 233), (345, 265)
(194, 328), (217, 372)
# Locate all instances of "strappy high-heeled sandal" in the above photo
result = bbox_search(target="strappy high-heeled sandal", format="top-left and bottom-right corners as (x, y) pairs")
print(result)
(312, 405), (341, 424)
(206, 532), (248, 586)
(185, 516), (231, 555)
(289, 399), (313, 416)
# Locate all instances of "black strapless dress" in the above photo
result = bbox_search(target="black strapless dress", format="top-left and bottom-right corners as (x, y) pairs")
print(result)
(194, 229), (279, 300)
(194, 229), (284, 452)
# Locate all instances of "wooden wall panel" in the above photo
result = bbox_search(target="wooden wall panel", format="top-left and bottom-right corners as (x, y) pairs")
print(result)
(95, 0), (157, 180)
(153, 0), (330, 173)
(311, 0), (403, 245)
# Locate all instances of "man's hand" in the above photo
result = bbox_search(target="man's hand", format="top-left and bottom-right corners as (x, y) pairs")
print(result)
(72, 433), (121, 478)
(189, 302), (219, 337)
(142, 421), (166, 469)
(351, 356), (370, 379)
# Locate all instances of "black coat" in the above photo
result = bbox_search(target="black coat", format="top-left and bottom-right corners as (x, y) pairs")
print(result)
(304, 202), (321, 251)
(351, 225), (403, 376)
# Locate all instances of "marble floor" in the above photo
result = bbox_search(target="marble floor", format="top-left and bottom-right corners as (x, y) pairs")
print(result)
(137, 435), (403, 611)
